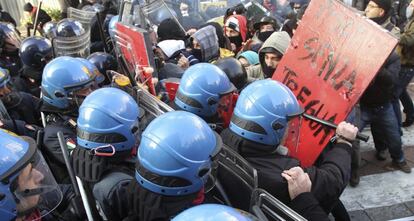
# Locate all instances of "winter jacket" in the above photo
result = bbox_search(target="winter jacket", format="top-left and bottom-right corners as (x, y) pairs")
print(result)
(246, 31), (291, 81)
(220, 128), (352, 213)
(397, 18), (414, 66)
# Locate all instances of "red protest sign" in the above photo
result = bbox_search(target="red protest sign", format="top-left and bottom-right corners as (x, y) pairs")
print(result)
(115, 22), (157, 94)
(272, 0), (398, 167)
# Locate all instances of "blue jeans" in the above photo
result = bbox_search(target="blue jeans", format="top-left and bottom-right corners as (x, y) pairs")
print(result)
(359, 103), (405, 162)
(399, 67), (414, 119)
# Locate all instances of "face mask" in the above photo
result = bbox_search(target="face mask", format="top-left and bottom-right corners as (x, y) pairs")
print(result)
(258, 31), (274, 42)
(262, 65), (276, 78)
(407, 6), (414, 19)
(192, 48), (203, 61)
(228, 35), (243, 48)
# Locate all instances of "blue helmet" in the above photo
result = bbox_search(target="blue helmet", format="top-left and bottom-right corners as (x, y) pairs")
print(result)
(56, 18), (86, 37)
(108, 15), (119, 38)
(0, 129), (62, 220)
(229, 79), (303, 146)
(19, 36), (53, 70)
(0, 67), (10, 88)
(174, 63), (236, 117)
(172, 204), (255, 221)
(41, 56), (96, 109)
(77, 87), (140, 152)
(76, 57), (105, 85)
(135, 111), (221, 196)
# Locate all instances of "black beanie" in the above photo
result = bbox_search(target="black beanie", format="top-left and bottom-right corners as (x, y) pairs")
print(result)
(23, 3), (33, 12)
(371, 0), (392, 14)
(157, 18), (186, 42)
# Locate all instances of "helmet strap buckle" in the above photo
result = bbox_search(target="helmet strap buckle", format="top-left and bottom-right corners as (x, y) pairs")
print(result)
(90, 144), (116, 157)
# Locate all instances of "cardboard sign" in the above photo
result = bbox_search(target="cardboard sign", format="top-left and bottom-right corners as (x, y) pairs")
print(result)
(272, 0), (398, 167)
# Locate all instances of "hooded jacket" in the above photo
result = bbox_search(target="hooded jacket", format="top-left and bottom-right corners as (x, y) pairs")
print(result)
(246, 31), (291, 81)
(191, 25), (219, 62)
(224, 15), (248, 52)
(225, 15), (248, 42)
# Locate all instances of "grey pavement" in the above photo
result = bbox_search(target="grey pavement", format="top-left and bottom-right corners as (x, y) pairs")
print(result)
(339, 83), (414, 221)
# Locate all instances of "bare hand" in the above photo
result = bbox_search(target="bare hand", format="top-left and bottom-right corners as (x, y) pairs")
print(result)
(177, 55), (189, 70)
(335, 121), (358, 143)
(281, 167), (312, 200)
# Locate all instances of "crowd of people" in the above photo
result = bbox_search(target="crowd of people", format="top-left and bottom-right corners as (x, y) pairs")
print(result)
(0, 0), (413, 220)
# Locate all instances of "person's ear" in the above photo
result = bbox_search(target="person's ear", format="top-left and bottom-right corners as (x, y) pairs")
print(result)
(379, 8), (385, 17)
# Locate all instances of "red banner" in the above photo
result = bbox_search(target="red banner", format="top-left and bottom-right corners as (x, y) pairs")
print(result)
(272, 0), (398, 167)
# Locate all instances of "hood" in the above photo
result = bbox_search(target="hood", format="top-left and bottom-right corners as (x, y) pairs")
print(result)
(199, 22), (229, 49)
(192, 26), (219, 62)
(224, 15), (248, 42)
(258, 31), (291, 66)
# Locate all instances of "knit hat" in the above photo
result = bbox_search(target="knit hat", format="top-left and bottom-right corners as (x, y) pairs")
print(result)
(157, 18), (186, 42)
(157, 40), (185, 58)
(237, 51), (260, 65)
(371, 0), (392, 14)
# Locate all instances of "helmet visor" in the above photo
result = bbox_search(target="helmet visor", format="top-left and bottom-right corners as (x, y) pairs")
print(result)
(280, 113), (303, 152)
(1, 23), (21, 52)
(11, 151), (63, 219)
(217, 92), (238, 128)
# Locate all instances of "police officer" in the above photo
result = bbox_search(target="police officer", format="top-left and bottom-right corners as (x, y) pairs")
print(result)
(220, 79), (358, 213)
(124, 111), (222, 221)
(17, 36), (53, 97)
(0, 129), (63, 221)
(0, 22), (22, 76)
(0, 67), (41, 126)
(87, 52), (118, 86)
(41, 56), (96, 182)
(71, 87), (140, 220)
(173, 63), (237, 132)
(54, 18), (89, 57)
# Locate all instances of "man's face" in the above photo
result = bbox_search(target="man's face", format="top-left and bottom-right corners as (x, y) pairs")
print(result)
(16, 163), (44, 212)
(264, 52), (281, 69)
(260, 24), (274, 32)
(365, 1), (385, 18)
(225, 27), (240, 37)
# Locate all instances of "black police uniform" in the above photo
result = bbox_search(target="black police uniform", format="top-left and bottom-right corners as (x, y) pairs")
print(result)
(41, 103), (77, 182)
(123, 181), (205, 221)
(220, 128), (352, 213)
(71, 146), (136, 220)
(2, 91), (41, 126)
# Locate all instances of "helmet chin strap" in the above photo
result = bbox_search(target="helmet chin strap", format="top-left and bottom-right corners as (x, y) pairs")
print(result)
(16, 206), (40, 219)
